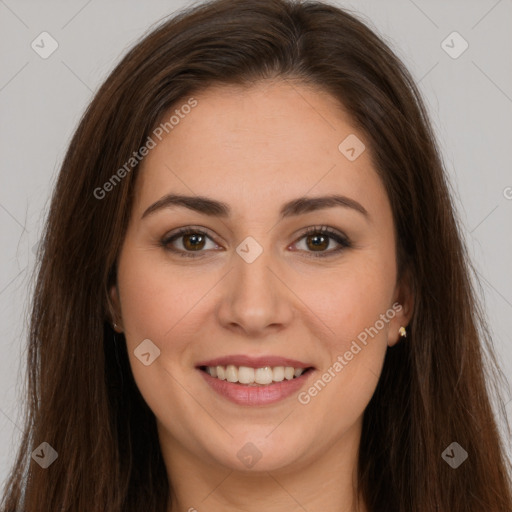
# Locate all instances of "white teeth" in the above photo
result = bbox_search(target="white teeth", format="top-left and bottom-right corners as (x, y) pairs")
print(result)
(272, 366), (285, 382)
(238, 366), (254, 384)
(204, 365), (308, 385)
(284, 366), (295, 380)
(225, 364), (238, 383)
(255, 367), (273, 385)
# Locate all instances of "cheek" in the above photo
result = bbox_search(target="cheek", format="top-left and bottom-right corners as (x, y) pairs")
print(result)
(117, 245), (205, 345)
(301, 259), (395, 348)
(115, 250), (199, 424)
(292, 256), (393, 417)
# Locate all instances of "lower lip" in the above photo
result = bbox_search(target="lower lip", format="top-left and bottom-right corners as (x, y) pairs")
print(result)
(198, 368), (314, 406)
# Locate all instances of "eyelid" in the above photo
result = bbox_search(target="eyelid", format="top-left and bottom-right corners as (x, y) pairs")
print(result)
(161, 224), (351, 258)
(161, 226), (221, 258)
(293, 225), (351, 258)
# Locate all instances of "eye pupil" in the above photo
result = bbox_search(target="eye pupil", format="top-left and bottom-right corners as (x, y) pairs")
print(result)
(183, 233), (205, 250)
(307, 234), (328, 251)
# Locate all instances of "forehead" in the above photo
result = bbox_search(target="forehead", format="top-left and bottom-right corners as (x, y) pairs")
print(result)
(133, 80), (387, 219)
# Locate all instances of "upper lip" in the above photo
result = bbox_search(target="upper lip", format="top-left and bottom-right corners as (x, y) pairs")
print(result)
(196, 355), (314, 369)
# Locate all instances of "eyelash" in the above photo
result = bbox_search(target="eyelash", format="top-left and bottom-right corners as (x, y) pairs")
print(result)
(160, 225), (351, 259)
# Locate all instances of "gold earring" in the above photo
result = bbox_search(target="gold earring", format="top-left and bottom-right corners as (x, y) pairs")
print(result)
(398, 326), (407, 338)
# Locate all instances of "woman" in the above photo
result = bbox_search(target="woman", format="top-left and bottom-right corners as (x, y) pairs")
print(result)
(1, 0), (511, 510)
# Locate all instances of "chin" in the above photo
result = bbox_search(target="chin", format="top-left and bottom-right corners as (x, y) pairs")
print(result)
(207, 431), (311, 473)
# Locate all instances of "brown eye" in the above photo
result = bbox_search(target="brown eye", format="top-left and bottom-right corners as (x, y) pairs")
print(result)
(161, 225), (350, 259)
(182, 232), (206, 251)
(294, 226), (351, 258)
(305, 232), (329, 251)
(161, 228), (219, 258)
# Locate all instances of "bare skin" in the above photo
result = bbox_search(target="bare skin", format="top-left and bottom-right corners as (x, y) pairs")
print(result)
(109, 79), (413, 512)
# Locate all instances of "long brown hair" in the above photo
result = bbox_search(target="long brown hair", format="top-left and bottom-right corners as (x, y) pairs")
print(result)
(2, 0), (511, 510)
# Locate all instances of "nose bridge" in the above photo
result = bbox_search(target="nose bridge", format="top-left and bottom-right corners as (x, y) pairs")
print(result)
(217, 234), (292, 333)
(233, 235), (277, 305)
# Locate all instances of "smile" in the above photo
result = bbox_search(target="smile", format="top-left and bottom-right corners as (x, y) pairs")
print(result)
(196, 359), (315, 405)
(199, 364), (313, 385)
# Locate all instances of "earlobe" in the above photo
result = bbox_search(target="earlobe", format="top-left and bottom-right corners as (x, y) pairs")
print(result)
(108, 284), (124, 332)
(387, 315), (408, 347)
(388, 268), (415, 346)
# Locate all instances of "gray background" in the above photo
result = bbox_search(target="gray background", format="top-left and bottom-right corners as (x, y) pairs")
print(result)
(1, 0), (511, 486)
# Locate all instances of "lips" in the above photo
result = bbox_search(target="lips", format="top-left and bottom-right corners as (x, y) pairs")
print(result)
(195, 354), (316, 406)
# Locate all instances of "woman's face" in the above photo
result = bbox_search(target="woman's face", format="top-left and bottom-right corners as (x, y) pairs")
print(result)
(110, 80), (412, 475)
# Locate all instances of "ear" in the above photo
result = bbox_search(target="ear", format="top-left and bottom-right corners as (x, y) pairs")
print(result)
(387, 265), (414, 347)
(108, 283), (124, 333)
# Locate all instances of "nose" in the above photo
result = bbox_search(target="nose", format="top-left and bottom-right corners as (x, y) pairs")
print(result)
(216, 241), (294, 337)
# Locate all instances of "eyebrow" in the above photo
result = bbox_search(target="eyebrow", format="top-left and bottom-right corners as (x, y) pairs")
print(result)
(141, 193), (369, 220)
